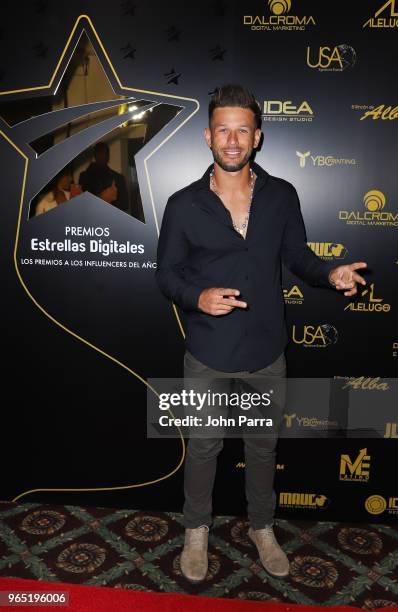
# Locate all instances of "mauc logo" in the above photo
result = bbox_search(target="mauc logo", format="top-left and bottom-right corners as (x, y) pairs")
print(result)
(363, 0), (398, 28)
(307, 243), (348, 260)
(292, 324), (338, 348)
(283, 285), (304, 304)
(365, 495), (398, 516)
(262, 100), (314, 123)
(306, 45), (356, 71)
(360, 105), (398, 120)
(243, 0), (315, 31)
(339, 448), (370, 482)
(279, 492), (330, 509)
(339, 190), (398, 227)
(344, 283), (391, 313)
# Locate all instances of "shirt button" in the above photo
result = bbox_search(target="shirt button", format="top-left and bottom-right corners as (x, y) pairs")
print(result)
(245, 330), (248, 336)
(245, 275), (249, 280)
(245, 247), (249, 251)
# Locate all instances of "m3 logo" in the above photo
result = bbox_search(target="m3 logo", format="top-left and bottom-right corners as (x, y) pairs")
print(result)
(339, 448), (370, 482)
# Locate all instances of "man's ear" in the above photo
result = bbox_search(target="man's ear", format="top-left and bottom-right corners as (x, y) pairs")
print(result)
(254, 128), (262, 149)
(204, 127), (212, 148)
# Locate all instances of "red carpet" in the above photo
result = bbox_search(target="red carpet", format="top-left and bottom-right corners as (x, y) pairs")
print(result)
(1, 578), (397, 611)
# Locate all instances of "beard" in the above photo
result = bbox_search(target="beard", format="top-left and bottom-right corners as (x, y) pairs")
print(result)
(211, 145), (253, 172)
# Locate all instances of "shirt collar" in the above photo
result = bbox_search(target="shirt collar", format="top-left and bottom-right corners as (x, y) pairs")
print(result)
(195, 159), (269, 194)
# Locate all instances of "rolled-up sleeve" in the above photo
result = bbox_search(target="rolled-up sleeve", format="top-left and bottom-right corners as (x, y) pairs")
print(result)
(155, 197), (204, 311)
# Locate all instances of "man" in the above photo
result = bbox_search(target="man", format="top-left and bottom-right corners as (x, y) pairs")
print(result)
(79, 141), (129, 212)
(155, 84), (367, 582)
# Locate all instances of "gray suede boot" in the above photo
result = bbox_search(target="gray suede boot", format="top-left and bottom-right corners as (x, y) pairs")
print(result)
(248, 525), (289, 578)
(180, 525), (209, 583)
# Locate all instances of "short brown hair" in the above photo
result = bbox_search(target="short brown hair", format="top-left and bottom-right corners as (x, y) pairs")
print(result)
(209, 84), (262, 129)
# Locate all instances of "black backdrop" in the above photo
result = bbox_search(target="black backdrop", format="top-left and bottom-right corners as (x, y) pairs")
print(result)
(1, 0), (397, 523)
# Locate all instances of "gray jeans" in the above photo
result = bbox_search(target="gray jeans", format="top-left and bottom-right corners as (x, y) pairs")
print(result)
(183, 350), (286, 530)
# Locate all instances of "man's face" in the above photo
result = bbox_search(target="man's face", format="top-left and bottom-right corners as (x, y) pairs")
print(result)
(204, 106), (261, 172)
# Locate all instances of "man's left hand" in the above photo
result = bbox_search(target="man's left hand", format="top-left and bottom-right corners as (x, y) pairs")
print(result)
(328, 262), (367, 296)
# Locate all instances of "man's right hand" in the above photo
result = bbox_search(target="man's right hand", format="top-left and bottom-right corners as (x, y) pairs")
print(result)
(198, 288), (247, 316)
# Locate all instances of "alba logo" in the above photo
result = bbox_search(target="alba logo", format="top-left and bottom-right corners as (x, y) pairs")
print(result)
(363, 0), (398, 28)
(344, 283), (391, 313)
(268, 0), (291, 15)
(365, 495), (398, 515)
(360, 105), (398, 120)
(292, 324), (338, 348)
(306, 45), (356, 71)
(339, 448), (370, 482)
(262, 100), (314, 123)
(307, 243), (348, 260)
(279, 492), (330, 509)
(364, 190), (386, 212)
(283, 285), (304, 304)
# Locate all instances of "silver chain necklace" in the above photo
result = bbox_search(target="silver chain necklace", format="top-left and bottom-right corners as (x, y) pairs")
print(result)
(209, 166), (256, 235)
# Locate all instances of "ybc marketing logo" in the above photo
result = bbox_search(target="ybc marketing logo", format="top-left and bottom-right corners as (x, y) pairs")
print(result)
(339, 190), (398, 227)
(283, 413), (338, 430)
(344, 283), (391, 313)
(339, 448), (371, 482)
(292, 324), (338, 348)
(283, 285), (304, 304)
(279, 492), (330, 509)
(365, 495), (398, 516)
(307, 243), (348, 260)
(363, 0), (398, 28)
(296, 150), (356, 168)
(262, 100), (314, 123)
(244, 0), (316, 31)
(306, 45), (356, 71)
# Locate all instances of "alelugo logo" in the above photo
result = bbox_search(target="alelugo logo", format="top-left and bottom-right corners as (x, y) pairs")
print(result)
(363, 0), (398, 28)
(344, 283), (391, 313)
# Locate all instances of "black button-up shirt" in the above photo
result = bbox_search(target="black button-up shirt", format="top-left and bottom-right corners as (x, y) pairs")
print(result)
(156, 161), (335, 372)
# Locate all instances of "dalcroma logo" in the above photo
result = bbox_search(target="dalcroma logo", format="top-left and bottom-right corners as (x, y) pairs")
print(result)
(363, 0), (398, 28)
(339, 190), (398, 227)
(243, 0), (315, 31)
